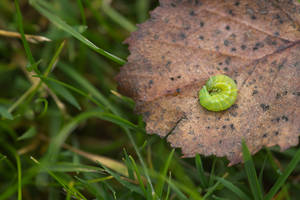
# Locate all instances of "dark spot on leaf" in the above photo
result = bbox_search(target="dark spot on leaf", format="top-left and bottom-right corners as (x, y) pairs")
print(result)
(276, 93), (281, 99)
(230, 124), (235, 130)
(176, 88), (181, 93)
(224, 67), (229, 71)
(276, 117), (280, 122)
(228, 9), (235, 16)
(200, 21), (204, 27)
(260, 104), (270, 111)
(165, 61), (172, 71)
(230, 33), (236, 38)
(222, 125), (226, 129)
(231, 47), (237, 52)
(263, 133), (268, 138)
(224, 40), (230, 46)
(232, 104), (239, 109)
(225, 25), (230, 30)
(282, 115), (288, 121)
(292, 92), (300, 96)
(189, 10), (196, 16)
(225, 57), (231, 65)
(199, 35), (204, 40)
(241, 44), (247, 50)
(234, 1), (240, 6)
(179, 32), (186, 39)
(144, 111), (150, 118)
(252, 90), (258, 95)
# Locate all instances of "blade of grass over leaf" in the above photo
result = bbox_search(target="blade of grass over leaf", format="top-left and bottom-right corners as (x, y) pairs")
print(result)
(29, 0), (126, 65)
(242, 140), (263, 200)
(264, 147), (300, 200)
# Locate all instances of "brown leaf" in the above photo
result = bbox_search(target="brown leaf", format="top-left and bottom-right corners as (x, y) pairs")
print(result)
(116, 0), (300, 165)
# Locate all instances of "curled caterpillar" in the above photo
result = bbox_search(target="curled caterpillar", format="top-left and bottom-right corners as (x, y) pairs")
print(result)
(199, 75), (238, 111)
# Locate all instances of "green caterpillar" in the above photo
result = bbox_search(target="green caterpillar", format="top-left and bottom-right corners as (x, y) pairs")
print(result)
(199, 75), (238, 111)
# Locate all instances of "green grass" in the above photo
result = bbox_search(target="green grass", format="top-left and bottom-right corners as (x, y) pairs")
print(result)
(0, 0), (300, 199)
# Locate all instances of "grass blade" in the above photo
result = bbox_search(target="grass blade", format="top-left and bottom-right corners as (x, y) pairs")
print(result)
(242, 140), (263, 200)
(215, 176), (251, 200)
(129, 156), (146, 196)
(17, 127), (37, 141)
(264, 147), (300, 200)
(155, 149), (175, 198)
(31, 157), (87, 200)
(14, 0), (35, 69)
(0, 105), (13, 120)
(29, 0), (126, 65)
(102, 2), (136, 32)
(15, 153), (22, 200)
(46, 80), (81, 110)
(195, 154), (208, 188)
(203, 173), (228, 200)
(123, 149), (135, 180)
(58, 62), (118, 114)
(98, 162), (144, 195)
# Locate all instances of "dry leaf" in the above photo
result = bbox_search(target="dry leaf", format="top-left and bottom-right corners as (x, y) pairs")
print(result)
(116, 0), (300, 165)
